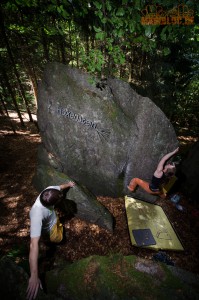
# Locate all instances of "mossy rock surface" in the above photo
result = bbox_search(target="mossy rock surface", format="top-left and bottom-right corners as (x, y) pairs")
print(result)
(46, 255), (199, 300)
(1, 255), (199, 300)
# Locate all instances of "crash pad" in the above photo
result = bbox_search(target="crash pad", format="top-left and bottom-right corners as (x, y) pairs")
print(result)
(125, 196), (184, 251)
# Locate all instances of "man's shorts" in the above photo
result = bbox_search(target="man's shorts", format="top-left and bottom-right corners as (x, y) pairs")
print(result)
(50, 218), (63, 243)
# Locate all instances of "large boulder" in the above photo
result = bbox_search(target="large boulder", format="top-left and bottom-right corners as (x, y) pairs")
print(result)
(36, 62), (178, 199)
(1, 255), (198, 300)
(46, 255), (199, 300)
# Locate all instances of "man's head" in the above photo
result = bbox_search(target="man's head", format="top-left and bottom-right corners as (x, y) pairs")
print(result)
(163, 163), (176, 177)
(40, 188), (62, 207)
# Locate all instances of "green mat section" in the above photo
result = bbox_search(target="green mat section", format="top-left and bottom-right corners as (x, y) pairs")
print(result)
(125, 196), (184, 251)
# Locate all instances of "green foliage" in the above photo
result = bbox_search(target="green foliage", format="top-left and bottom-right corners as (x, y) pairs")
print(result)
(6, 243), (29, 273)
(6, 243), (28, 258)
(0, 0), (198, 132)
(175, 77), (199, 129)
(80, 49), (105, 73)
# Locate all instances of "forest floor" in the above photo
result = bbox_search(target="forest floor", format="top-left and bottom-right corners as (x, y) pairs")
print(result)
(0, 112), (199, 276)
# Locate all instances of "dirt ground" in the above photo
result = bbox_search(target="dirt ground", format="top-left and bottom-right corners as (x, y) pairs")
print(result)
(0, 112), (199, 275)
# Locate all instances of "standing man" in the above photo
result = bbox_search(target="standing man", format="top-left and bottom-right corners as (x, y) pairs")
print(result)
(26, 181), (75, 300)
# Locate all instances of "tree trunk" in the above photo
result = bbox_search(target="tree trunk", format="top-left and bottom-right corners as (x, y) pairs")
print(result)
(0, 95), (16, 134)
(0, 8), (33, 122)
(76, 39), (79, 68)
(41, 27), (50, 61)
(24, 61), (38, 107)
(1, 71), (25, 127)
(68, 21), (73, 66)
(60, 37), (66, 64)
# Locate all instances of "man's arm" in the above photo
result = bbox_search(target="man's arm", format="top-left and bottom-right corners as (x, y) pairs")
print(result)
(154, 147), (179, 176)
(26, 237), (42, 300)
(59, 181), (75, 190)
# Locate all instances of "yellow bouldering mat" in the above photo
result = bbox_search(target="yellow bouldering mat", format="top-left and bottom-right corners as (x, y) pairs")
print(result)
(125, 196), (184, 251)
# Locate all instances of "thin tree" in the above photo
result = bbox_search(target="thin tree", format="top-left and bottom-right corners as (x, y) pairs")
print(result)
(0, 94), (16, 134)
(1, 67), (25, 127)
(0, 7), (33, 122)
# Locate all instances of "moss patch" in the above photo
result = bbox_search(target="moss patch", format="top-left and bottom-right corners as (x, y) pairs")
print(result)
(46, 254), (199, 300)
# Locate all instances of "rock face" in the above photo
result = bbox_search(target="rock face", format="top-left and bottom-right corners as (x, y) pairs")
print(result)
(36, 62), (178, 199)
(0, 256), (28, 300)
(42, 255), (199, 300)
(1, 255), (199, 300)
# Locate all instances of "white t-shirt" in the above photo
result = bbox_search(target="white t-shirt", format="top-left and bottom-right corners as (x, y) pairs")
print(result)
(30, 186), (60, 238)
